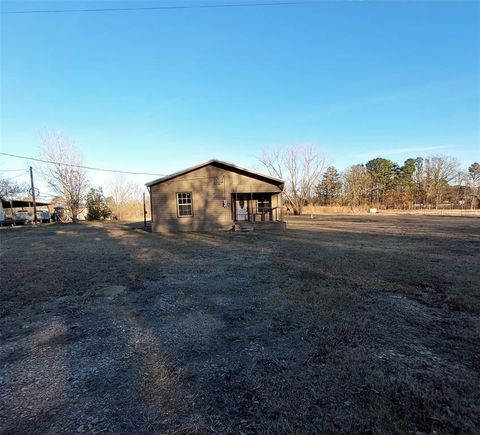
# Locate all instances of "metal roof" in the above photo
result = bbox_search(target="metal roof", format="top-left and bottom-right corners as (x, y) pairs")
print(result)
(145, 159), (284, 187)
(1, 199), (51, 208)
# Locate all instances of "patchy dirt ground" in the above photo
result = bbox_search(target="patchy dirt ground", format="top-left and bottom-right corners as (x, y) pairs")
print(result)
(1, 216), (479, 434)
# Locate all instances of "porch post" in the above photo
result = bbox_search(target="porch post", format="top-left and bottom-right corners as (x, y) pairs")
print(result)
(279, 193), (283, 221)
(250, 191), (253, 222)
(234, 192), (237, 222)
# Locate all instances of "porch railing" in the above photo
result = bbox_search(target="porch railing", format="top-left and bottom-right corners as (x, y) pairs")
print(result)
(251, 206), (281, 222)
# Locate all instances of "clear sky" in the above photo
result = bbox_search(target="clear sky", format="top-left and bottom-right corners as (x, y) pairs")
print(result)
(1, 0), (479, 197)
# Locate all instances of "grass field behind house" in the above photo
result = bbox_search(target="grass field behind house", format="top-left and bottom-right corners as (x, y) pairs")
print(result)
(1, 216), (479, 434)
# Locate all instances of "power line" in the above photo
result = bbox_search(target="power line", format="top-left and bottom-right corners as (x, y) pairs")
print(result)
(3, 1), (314, 15)
(0, 152), (164, 177)
(10, 171), (29, 179)
(0, 168), (28, 172)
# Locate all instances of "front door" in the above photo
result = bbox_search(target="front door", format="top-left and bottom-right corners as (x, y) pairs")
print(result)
(235, 199), (249, 221)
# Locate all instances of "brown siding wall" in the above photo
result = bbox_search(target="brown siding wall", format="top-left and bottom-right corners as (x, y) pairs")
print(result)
(150, 164), (282, 232)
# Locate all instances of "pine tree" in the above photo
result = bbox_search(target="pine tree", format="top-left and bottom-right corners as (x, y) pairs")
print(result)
(86, 187), (112, 220)
(316, 166), (342, 205)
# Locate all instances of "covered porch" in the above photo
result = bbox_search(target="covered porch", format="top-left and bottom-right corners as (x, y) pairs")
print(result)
(231, 192), (283, 223)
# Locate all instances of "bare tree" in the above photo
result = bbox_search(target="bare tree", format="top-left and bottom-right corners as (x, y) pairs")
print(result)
(39, 132), (89, 223)
(260, 145), (326, 215)
(0, 177), (29, 200)
(468, 162), (480, 208)
(343, 164), (370, 209)
(424, 155), (460, 208)
(107, 173), (144, 220)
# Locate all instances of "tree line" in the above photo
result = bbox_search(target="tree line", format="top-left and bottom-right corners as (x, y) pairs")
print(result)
(2, 138), (478, 220)
(261, 146), (480, 214)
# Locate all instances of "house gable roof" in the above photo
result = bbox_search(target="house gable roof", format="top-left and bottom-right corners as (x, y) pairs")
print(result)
(145, 159), (284, 188)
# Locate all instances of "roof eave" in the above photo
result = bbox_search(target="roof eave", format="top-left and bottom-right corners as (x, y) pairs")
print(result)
(145, 159), (285, 187)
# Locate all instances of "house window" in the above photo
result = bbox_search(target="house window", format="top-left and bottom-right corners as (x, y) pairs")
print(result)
(257, 198), (271, 214)
(176, 192), (193, 217)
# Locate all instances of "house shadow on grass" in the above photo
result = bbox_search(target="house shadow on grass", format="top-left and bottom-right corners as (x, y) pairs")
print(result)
(1, 218), (479, 433)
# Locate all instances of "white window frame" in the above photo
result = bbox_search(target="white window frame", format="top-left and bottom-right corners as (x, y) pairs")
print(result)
(176, 192), (193, 217)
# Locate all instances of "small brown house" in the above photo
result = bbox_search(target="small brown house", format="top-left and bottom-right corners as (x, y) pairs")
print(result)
(146, 159), (285, 232)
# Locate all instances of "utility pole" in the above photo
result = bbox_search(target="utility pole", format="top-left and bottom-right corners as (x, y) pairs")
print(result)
(29, 166), (38, 224)
(143, 192), (147, 227)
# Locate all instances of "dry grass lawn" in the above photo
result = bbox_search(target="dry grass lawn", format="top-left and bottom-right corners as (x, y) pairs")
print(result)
(1, 216), (479, 434)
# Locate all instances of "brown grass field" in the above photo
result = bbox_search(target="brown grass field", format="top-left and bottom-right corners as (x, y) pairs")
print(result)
(1, 216), (479, 434)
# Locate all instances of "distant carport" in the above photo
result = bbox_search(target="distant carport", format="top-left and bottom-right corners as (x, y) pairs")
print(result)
(1, 199), (51, 209)
(1, 199), (52, 224)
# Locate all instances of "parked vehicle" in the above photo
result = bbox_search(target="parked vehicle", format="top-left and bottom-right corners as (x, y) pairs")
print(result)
(12, 211), (29, 225)
(35, 210), (51, 223)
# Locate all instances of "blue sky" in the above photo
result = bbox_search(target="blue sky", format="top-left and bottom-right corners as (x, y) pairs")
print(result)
(1, 0), (479, 195)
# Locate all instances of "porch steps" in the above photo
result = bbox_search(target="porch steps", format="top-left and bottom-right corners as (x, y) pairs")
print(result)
(233, 221), (285, 232)
(234, 222), (254, 232)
